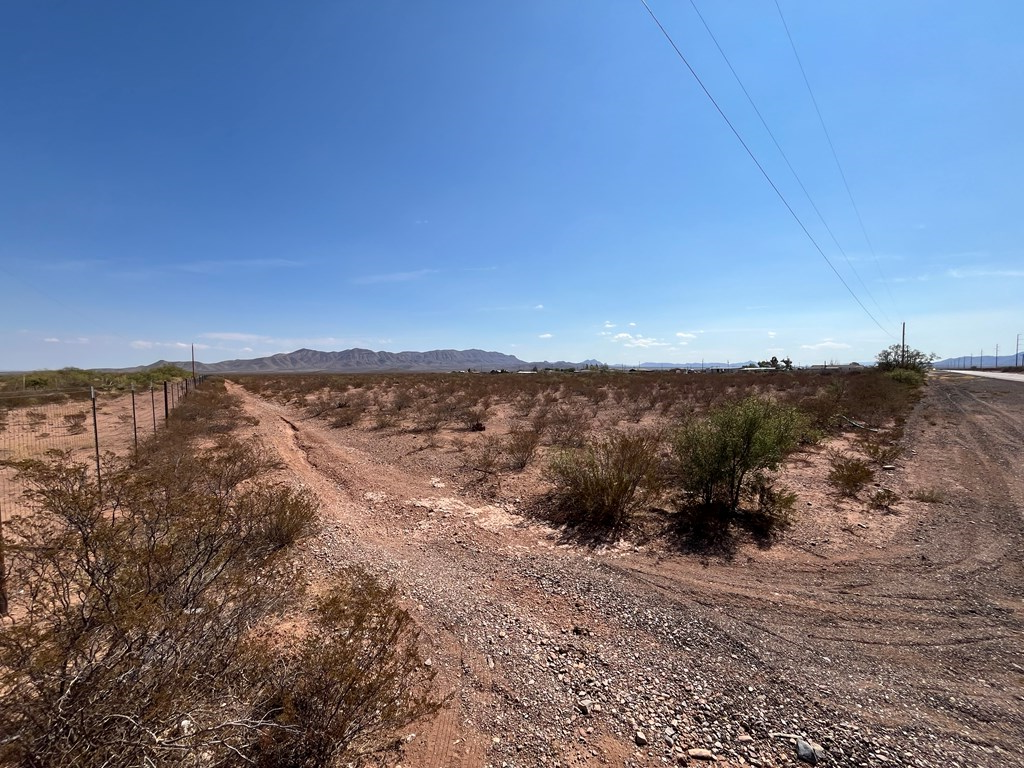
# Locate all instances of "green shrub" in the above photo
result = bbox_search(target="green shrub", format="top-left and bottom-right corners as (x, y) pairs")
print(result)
(548, 431), (663, 527)
(672, 397), (805, 516)
(827, 450), (874, 497)
(886, 367), (925, 386)
(744, 473), (799, 535)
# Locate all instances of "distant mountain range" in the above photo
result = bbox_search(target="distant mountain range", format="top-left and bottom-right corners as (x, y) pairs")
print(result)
(147, 348), (601, 374)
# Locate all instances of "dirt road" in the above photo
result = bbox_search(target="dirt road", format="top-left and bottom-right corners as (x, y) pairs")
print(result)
(229, 373), (1023, 767)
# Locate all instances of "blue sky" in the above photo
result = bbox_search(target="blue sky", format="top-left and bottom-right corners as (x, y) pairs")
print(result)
(2, 1), (1022, 370)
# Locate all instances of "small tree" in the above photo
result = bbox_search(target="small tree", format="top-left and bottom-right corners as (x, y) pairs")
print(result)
(876, 344), (937, 372)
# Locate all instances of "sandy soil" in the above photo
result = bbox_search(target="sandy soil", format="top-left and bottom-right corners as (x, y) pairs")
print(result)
(226, 372), (1023, 768)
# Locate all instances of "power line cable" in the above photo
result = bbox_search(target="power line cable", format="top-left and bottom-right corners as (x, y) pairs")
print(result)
(688, 0), (893, 326)
(772, 0), (900, 314)
(638, 0), (894, 338)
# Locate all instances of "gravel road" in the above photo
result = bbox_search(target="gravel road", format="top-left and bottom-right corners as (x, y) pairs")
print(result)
(230, 373), (1023, 768)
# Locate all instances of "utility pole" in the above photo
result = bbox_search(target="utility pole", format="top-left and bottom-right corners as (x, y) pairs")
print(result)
(901, 321), (906, 367)
(1016, 333), (1021, 368)
(995, 343), (999, 368)
(192, 343), (196, 380)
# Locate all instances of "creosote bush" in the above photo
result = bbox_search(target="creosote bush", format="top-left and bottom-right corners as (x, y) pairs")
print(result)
(547, 431), (663, 527)
(0, 380), (439, 768)
(672, 397), (805, 527)
(251, 570), (439, 767)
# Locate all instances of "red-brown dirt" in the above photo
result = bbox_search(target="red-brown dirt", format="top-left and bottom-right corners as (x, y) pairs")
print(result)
(225, 372), (1023, 768)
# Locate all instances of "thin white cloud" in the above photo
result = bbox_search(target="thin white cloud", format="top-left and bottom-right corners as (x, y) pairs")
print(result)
(131, 340), (210, 351)
(610, 332), (669, 349)
(200, 332), (267, 342)
(947, 268), (1024, 279)
(178, 258), (303, 275)
(351, 268), (438, 285)
(800, 339), (851, 351)
(44, 336), (91, 345)
(200, 333), (361, 351)
(767, 331), (777, 339)
(628, 322), (637, 327)
(534, 304), (544, 310)
(603, 321), (616, 329)
(675, 332), (697, 339)
(888, 274), (931, 283)
(36, 259), (110, 272)
(538, 333), (553, 339)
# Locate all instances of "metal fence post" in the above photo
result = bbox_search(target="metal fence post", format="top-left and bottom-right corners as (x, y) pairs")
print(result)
(163, 381), (169, 421)
(131, 384), (138, 454)
(0, 502), (7, 616)
(91, 386), (102, 496)
(151, 385), (157, 433)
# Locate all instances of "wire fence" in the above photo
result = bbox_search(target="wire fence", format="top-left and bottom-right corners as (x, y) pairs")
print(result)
(0, 377), (207, 523)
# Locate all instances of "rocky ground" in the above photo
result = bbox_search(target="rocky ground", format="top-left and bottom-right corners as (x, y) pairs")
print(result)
(227, 372), (1023, 768)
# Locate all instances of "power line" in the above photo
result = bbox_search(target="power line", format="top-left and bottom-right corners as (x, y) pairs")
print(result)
(638, 0), (894, 338)
(772, 0), (900, 315)
(688, 0), (893, 327)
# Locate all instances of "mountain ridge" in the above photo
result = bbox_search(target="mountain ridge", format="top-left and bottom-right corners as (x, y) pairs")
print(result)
(143, 348), (597, 374)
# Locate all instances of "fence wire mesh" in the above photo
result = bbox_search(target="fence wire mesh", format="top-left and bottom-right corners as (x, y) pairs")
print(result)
(0, 379), (200, 523)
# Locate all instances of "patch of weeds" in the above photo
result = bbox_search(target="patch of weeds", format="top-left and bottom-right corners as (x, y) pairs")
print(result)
(827, 450), (874, 497)
(909, 486), (946, 503)
(861, 437), (901, 465)
(869, 487), (900, 512)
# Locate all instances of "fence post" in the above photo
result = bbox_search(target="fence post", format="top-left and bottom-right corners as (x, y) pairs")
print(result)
(151, 385), (157, 433)
(163, 381), (169, 421)
(131, 384), (138, 454)
(0, 503), (7, 616)
(91, 386), (102, 497)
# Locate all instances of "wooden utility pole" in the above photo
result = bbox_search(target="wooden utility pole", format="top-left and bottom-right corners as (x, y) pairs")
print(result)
(191, 343), (196, 380)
